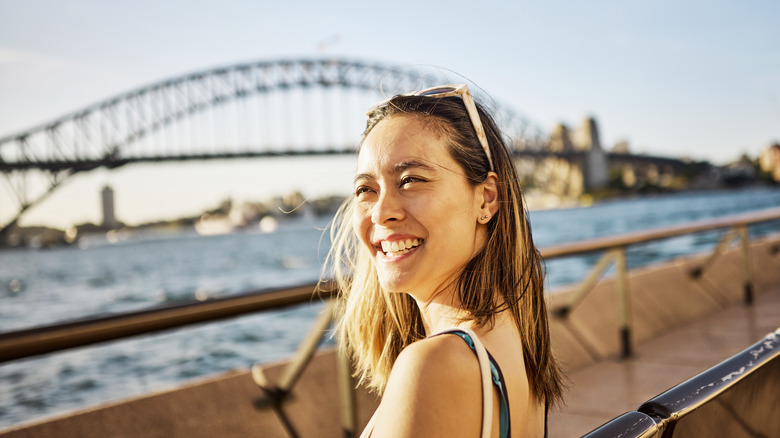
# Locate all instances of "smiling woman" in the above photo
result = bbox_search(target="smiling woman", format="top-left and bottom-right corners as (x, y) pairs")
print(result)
(353, 116), (488, 301)
(322, 85), (564, 438)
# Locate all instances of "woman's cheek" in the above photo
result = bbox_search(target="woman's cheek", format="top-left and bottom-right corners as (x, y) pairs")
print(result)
(352, 206), (371, 248)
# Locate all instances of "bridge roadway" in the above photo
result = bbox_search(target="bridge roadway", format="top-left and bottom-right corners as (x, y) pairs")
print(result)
(1, 148), (661, 172)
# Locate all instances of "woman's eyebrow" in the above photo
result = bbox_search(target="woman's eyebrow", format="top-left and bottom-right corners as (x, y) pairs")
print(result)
(353, 161), (437, 185)
(393, 160), (436, 173)
(353, 172), (375, 185)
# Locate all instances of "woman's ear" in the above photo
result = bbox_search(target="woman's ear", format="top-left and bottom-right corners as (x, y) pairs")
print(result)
(478, 172), (499, 223)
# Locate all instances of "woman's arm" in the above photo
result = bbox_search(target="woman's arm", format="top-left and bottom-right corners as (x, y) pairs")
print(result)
(368, 334), (486, 438)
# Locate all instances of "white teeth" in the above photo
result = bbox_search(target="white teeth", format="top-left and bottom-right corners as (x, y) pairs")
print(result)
(380, 238), (421, 256)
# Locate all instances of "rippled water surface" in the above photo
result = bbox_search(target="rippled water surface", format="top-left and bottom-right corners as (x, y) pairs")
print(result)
(1, 187), (779, 428)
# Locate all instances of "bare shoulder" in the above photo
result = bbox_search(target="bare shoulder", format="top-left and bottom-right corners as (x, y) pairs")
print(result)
(370, 334), (483, 438)
(394, 333), (478, 377)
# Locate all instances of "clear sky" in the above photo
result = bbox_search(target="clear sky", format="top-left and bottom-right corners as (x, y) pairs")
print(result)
(1, 0), (779, 228)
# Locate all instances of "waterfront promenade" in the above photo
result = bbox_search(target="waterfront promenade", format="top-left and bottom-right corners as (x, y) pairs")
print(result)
(546, 235), (780, 436)
(548, 280), (779, 436)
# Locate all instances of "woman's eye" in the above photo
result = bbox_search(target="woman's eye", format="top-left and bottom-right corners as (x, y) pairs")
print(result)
(400, 176), (423, 187)
(355, 186), (374, 197)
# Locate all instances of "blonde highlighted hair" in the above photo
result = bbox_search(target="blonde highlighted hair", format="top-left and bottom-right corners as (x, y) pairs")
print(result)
(320, 93), (564, 408)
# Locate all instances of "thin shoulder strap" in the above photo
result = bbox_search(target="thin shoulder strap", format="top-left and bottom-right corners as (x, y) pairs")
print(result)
(435, 327), (493, 438)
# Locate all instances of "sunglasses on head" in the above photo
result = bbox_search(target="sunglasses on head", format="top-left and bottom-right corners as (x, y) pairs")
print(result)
(367, 84), (495, 172)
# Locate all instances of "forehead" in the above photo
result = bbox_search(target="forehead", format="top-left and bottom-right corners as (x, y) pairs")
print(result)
(357, 115), (456, 174)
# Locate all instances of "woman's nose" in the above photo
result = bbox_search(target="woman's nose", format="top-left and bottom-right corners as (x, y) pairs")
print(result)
(371, 190), (405, 224)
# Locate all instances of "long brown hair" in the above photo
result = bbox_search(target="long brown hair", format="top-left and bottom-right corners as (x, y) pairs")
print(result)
(321, 93), (564, 407)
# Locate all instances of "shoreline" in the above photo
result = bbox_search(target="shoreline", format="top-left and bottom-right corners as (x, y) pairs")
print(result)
(3, 185), (778, 250)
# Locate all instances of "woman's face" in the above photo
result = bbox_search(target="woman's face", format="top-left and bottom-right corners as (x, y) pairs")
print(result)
(353, 115), (487, 301)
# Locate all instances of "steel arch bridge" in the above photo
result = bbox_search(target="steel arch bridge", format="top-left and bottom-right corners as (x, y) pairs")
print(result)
(0, 58), (546, 232)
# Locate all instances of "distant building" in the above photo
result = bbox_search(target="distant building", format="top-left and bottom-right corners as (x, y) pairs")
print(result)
(577, 117), (609, 191)
(576, 117), (600, 151)
(549, 123), (574, 152)
(531, 116), (708, 196)
(612, 140), (630, 154)
(101, 186), (118, 229)
(759, 143), (780, 183)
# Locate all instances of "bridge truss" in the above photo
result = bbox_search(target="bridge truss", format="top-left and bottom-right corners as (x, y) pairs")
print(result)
(0, 58), (547, 231)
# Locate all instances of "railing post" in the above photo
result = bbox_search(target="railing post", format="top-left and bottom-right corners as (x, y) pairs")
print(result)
(554, 250), (618, 318)
(738, 225), (753, 305)
(337, 346), (357, 438)
(277, 303), (335, 391)
(615, 246), (632, 358)
(689, 228), (739, 278)
(252, 302), (334, 400)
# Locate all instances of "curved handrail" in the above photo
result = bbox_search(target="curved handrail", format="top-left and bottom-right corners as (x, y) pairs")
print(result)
(581, 411), (659, 438)
(584, 328), (780, 437)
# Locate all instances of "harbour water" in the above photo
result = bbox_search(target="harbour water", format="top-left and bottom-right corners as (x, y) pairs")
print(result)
(1, 187), (780, 429)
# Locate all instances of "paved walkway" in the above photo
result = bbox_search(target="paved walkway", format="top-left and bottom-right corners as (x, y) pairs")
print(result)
(548, 285), (780, 437)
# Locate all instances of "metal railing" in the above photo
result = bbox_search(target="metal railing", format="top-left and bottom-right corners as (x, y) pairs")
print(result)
(2, 207), (780, 364)
(2, 207), (780, 436)
(545, 206), (780, 358)
(0, 282), (332, 363)
(582, 327), (780, 437)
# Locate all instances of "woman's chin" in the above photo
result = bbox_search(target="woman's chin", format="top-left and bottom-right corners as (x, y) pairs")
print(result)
(378, 280), (407, 294)
(377, 273), (414, 295)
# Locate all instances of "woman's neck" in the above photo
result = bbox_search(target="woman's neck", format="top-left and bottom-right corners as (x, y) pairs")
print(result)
(413, 292), (473, 335)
